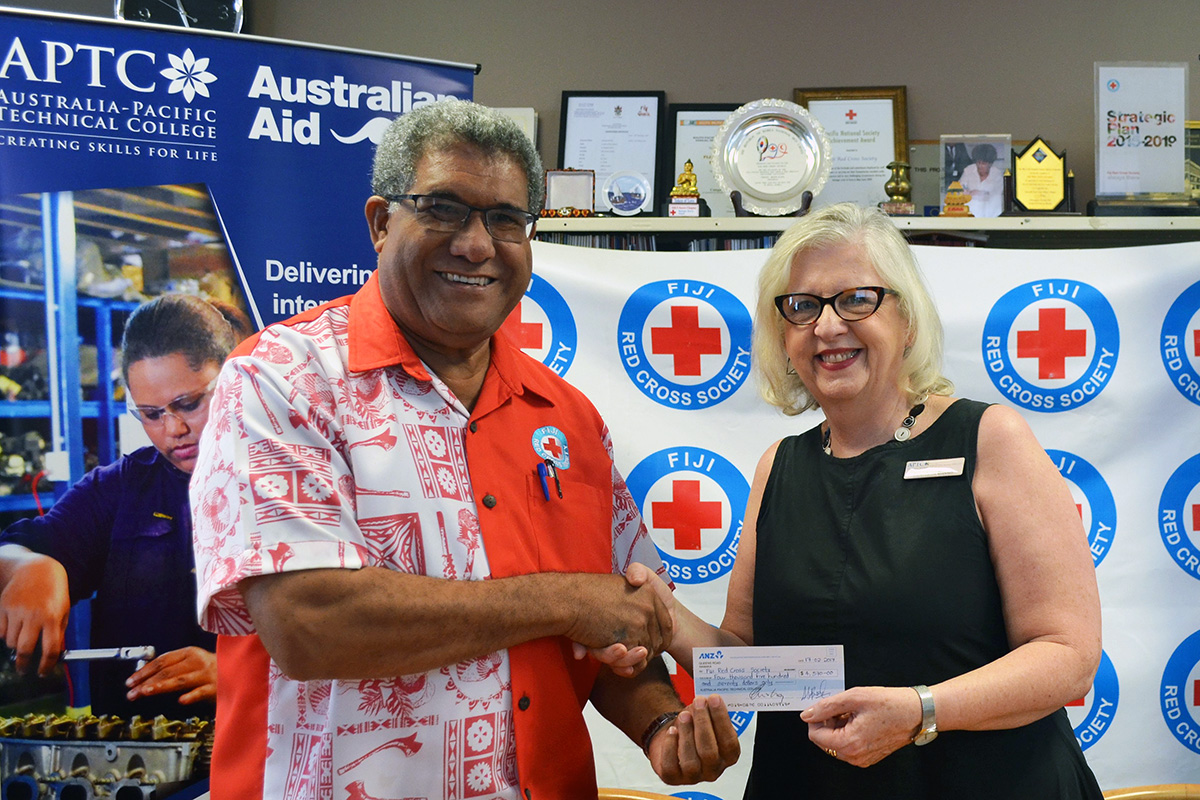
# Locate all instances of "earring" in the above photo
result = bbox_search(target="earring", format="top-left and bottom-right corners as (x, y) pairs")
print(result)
(786, 361), (797, 375)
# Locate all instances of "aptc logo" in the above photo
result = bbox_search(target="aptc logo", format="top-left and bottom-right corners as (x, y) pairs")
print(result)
(1047, 449), (1117, 566)
(982, 280), (1120, 412)
(617, 281), (752, 410)
(1161, 629), (1200, 754)
(1160, 279), (1200, 406)
(500, 274), (576, 376)
(625, 447), (749, 584)
(1067, 650), (1119, 751)
(160, 48), (216, 102)
(1157, 453), (1200, 581)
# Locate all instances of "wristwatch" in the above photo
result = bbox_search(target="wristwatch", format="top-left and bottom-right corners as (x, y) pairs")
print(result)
(911, 684), (938, 746)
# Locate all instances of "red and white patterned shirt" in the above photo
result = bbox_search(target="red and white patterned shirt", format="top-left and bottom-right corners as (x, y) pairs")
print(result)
(191, 275), (664, 800)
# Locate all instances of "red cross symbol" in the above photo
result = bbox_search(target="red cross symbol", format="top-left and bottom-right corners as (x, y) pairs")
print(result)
(650, 305), (722, 377)
(541, 437), (563, 460)
(669, 660), (695, 704)
(652, 479), (723, 550)
(1108, 80), (1119, 91)
(1016, 307), (1087, 380)
(1195, 678), (1200, 707)
(500, 301), (543, 350)
(845, 108), (857, 122)
(1192, 504), (1200, 536)
(1065, 695), (1086, 707)
(1193, 328), (1199, 357)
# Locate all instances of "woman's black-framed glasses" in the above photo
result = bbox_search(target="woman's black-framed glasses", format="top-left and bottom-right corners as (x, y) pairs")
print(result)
(386, 194), (538, 243)
(774, 286), (899, 326)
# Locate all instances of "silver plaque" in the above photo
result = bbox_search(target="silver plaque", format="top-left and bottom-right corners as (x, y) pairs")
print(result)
(711, 99), (833, 215)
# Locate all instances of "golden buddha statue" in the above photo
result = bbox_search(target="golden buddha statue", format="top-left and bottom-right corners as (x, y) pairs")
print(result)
(670, 159), (700, 197)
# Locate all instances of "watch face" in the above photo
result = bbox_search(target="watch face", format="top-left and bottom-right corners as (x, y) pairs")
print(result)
(116, 0), (244, 33)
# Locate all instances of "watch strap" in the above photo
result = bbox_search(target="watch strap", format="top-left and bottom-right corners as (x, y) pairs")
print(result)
(640, 710), (680, 755)
(911, 684), (938, 745)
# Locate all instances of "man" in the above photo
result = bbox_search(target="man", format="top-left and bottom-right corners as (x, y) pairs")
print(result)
(190, 100), (739, 799)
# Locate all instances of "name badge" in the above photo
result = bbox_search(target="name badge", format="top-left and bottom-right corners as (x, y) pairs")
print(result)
(903, 457), (966, 480)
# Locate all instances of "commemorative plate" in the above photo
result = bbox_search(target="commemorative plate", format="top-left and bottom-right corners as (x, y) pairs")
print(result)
(603, 170), (653, 216)
(711, 98), (832, 215)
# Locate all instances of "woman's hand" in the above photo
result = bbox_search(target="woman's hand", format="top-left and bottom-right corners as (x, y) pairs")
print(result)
(0, 550), (70, 677)
(125, 646), (217, 705)
(801, 685), (923, 768)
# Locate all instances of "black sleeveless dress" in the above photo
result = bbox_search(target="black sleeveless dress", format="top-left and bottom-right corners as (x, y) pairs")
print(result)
(746, 399), (1102, 799)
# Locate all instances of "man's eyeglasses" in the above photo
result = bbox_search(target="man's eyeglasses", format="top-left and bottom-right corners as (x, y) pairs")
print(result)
(385, 194), (538, 243)
(127, 377), (218, 427)
(774, 286), (899, 326)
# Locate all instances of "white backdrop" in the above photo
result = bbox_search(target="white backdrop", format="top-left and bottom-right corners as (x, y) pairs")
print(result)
(512, 238), (1200, 797)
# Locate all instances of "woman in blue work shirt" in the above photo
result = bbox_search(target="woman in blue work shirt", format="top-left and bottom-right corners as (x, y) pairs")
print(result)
(0, 294), (244, 718)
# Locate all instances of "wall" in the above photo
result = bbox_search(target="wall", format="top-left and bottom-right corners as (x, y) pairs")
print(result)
(12, 0), (1200, 206)
(315, 0), (1199, 212)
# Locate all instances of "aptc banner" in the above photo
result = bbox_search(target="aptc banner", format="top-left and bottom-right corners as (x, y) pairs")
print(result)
(0, 8), (474, 325)
(517, 240), (1200, 797)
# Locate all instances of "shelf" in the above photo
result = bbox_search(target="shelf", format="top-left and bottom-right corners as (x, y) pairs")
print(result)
(534, 215), (1200, 250)
(0, 402), (124, 420)
(0, 495), (44, 513)
(535, 215), (1200, 234)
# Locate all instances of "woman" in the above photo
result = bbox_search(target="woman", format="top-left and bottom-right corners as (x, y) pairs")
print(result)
(959, 142), (1004, 217)
(611, 203), (1102, 797)
(0, 294), (243, 718)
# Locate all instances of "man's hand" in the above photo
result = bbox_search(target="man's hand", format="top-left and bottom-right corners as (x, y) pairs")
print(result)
(648, 694), (741, 784)
(559, 571), (673, 657)
(573, 563), (676, 676)
(126, 646), (217, 705)
(0, 552), (69, 676)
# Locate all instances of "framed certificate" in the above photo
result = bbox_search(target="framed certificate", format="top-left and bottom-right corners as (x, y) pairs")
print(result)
(669, 103), (739, 216)
(558, 91), (667, 214)
(793, 86), (907, 207)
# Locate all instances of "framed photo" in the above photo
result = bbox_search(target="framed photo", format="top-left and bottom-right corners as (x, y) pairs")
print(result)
(793, 86), (907, 206)
(1185, 121), (1200, 199)
(939, 134), (1011, 218)
(558, 91), (667, 214)
(668, 103), (739, 216)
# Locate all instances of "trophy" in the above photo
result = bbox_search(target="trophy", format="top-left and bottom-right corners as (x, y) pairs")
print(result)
(880, 161), (915, 216)
(1005, 135), (1076, 214)
(939, 181), (973, 217)
(666, 159), (710, 217)
(711, 99), (831, 216)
